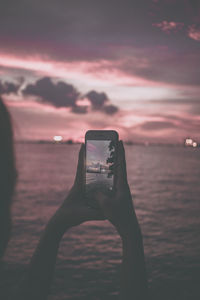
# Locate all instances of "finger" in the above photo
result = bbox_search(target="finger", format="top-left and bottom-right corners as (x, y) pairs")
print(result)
(74, 143), (85, 188)
(116, 140), (128, 188)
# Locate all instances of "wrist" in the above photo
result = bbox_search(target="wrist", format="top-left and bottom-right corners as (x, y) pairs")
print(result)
(47, 212), (72, 239)
(116, 214), (142, 240)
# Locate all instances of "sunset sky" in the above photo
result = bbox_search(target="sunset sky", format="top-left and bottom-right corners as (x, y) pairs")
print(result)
(0, 0), (200, 143)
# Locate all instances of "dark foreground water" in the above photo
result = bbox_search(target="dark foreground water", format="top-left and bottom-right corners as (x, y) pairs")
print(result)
(2, 144), (200, 299)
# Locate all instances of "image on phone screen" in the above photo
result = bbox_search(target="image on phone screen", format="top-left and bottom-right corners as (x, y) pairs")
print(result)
(86, 139), (115, 201)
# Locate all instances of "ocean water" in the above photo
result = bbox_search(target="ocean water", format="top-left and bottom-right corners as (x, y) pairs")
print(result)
(3, 144), (200, 299)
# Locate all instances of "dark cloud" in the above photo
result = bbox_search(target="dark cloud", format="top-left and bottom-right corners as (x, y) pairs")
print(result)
(151, 0), (200, 25)
(0, 1), (199, 88)
(85, 90), (108, 109)
(119, 50), (200, 86)
(140, 121), (176, 131)
(23, 77), (79, 108)
(145, 114), (200, 131)
(0, 1), (198, 56)
(139, 115), (200, 133)
(0, 0), (198, 46)
(0, 1), (151, 45)
(189, 103), (200, 115)
(103, 104), (119, 114)
(85, 90), (119, 114)
(22, 77), (119, 114)
(71, 105), (88, 114)
(149, 99), (200, 117)
(0, 80), (21, 94)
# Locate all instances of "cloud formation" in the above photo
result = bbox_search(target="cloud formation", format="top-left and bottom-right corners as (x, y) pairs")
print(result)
(140, 120), (176, 131)
(118, 50), (200, 86)
(103, 104), (119, 115)
(0, 0), (200, 142)
(71, 105), (88, 114)
(22, 77), (119, 114)
(153, 21), (184, 34)
(85, 90), (108, 109)
(0, 80), (21, 95)
(188, 24), (200, 41)
(0, 0), (199, 91)
(7, 98), (200, 143)
(23, 77), (79, 108)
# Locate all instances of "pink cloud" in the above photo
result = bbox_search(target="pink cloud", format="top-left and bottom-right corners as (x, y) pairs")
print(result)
(1, 52), (182, 108)
(153, 21), (184, 34)
(1, 50), (178, 95)
(187, 25), (200, 41)
(0, 53), (154, 88)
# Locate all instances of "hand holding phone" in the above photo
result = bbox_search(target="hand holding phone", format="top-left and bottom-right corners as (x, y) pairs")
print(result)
(94, 141), (148, 300)
(52, 144), (105, 231)
(95, 141), (138, 236)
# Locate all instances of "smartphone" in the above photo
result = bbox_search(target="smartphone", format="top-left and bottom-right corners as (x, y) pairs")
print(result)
(85, 130), (119, 207)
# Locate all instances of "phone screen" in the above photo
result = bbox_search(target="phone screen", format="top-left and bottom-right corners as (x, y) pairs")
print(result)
(86, 139), (116, 202)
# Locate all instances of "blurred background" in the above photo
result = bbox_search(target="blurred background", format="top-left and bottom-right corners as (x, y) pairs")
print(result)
(1, 1), (200, 299)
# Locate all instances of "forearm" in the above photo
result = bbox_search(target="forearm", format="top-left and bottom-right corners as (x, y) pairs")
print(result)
(119, 219), (148, 300)
(16, 215), (70, 300)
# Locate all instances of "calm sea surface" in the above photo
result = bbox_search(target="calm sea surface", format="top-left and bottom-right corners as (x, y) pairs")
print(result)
(3, 144), (200, 299)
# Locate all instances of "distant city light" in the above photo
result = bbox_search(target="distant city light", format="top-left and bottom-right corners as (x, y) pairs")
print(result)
(193, 142), (197, 148)
(53, 135), (63, 142)
(185, 138), (193, 146)
(184, 138), (199, 148)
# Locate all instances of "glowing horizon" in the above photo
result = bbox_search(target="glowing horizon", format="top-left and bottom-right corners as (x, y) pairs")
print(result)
(0, 0), (199, 143)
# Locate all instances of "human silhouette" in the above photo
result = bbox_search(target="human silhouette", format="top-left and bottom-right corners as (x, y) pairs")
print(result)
(0, 97), (148, 299)
(0, 98), (17, 259)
